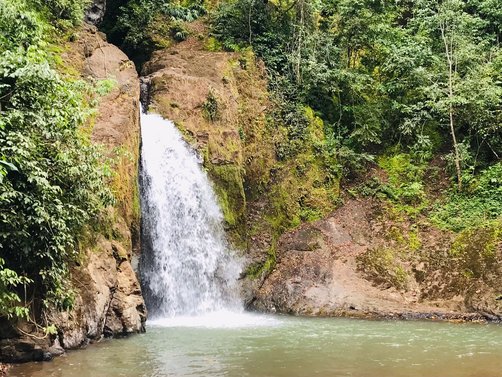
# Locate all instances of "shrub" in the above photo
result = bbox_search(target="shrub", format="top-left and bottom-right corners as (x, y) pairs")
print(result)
(432, 163), (502, 231)
(29, 0), (91, 25)
(202, 88), (220, 121)
(0, 258), (32, 319)
(378, 154), (426, 203)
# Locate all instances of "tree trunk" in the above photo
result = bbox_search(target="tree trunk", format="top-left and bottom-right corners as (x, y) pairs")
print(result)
(441, 21), (462, 191)
(248, 0), (254, 45)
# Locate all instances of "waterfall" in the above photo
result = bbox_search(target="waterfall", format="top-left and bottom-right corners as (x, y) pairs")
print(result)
(139, 110), (242, 320)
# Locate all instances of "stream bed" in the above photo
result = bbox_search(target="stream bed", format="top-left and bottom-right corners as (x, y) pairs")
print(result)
(10, 313), (502, 377)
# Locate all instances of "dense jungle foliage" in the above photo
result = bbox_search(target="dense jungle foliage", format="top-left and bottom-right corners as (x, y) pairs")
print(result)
(109, 0), (501, 213)
(0, 0), (113, 321)
(211, 1), (500, 177)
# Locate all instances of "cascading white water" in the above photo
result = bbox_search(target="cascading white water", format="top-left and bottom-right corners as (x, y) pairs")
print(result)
(139, 110), (242, 320)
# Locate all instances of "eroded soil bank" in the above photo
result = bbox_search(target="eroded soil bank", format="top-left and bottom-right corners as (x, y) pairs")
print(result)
(250, 196), (502, 320)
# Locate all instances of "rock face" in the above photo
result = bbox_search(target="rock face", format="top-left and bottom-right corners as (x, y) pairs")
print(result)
(52, 237), (146, 350)
(141, 23), (275, 249)
(59, 21), (146, 346)
(62, 22), (146, 339)
(0, 363), (9, 376)
(0, 24), (145, 363)
(143, 46), (247, 233)
(85, 0), (106, 25)
(250, 197), (502, 321)
(141, 24), (285, 305)
(141, 24), (339, 308)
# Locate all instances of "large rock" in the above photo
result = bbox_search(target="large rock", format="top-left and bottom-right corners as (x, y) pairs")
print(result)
(59, 22), (145, 343)
(250, 197), (501, 321)
(143, 46), (247, 232)
(141, 26), (275, 250)
(52, 237), (146, 349)
(85, 0), (106, 25)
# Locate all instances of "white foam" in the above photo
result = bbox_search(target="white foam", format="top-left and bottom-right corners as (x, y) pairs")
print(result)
(148, 310), (282, 329)
(140, 110), (242, 318)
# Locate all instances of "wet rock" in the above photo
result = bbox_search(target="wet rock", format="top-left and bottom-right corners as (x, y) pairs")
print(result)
(280, 228), (323, 252)
(85, 0), (106, 25)
(140, 77), (151, 110)
(0, 363), (10, 376)
(46, 339), (65, 358)
(0, 338), (46, 363)
(104, 260), (147, 336)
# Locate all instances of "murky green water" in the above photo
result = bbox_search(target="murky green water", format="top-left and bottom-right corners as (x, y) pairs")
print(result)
(10, 314), (502, 377)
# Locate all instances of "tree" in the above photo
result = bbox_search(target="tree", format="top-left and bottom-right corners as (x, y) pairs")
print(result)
(439, 0), (464, 190)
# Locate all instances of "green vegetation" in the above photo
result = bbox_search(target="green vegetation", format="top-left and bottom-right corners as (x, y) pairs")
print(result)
(432, 163), (502, 231)
(356, 152), (429, 217)
(102, 0), (207, 67)
(0, 0), (112, 319)
(377, 154), (426, 206)
(450, 221), (501, 280)
(210, 0), (501, 208)
(267, 106), (339, 228)
(357, 247), (409, 290)
(202, 88), (220, 122)
(0, 258), (32, 320)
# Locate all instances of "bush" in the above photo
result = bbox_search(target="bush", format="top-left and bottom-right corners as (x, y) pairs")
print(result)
(0, 258), (32, 319)
(378, 153), (426, 205)
(202, 88), (219, 121)
(0, 2), (44, 52)
(170, 21), (190, 42)
(29, 0), (91, 26)
(432, 163), (502, 231)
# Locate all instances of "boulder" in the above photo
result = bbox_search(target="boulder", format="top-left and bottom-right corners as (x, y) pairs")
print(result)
(85, 0), (106, 25)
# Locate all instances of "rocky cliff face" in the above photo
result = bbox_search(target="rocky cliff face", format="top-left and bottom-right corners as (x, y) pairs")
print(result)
(0, 24), (146, 363)
(85, 0), (106, 25)
(141, 22), (275, 261)
(250, 197), (502, 320)
(60, 22), (146, 342)
(141, 23), (339, 306)
(141, 27), (278, 304)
